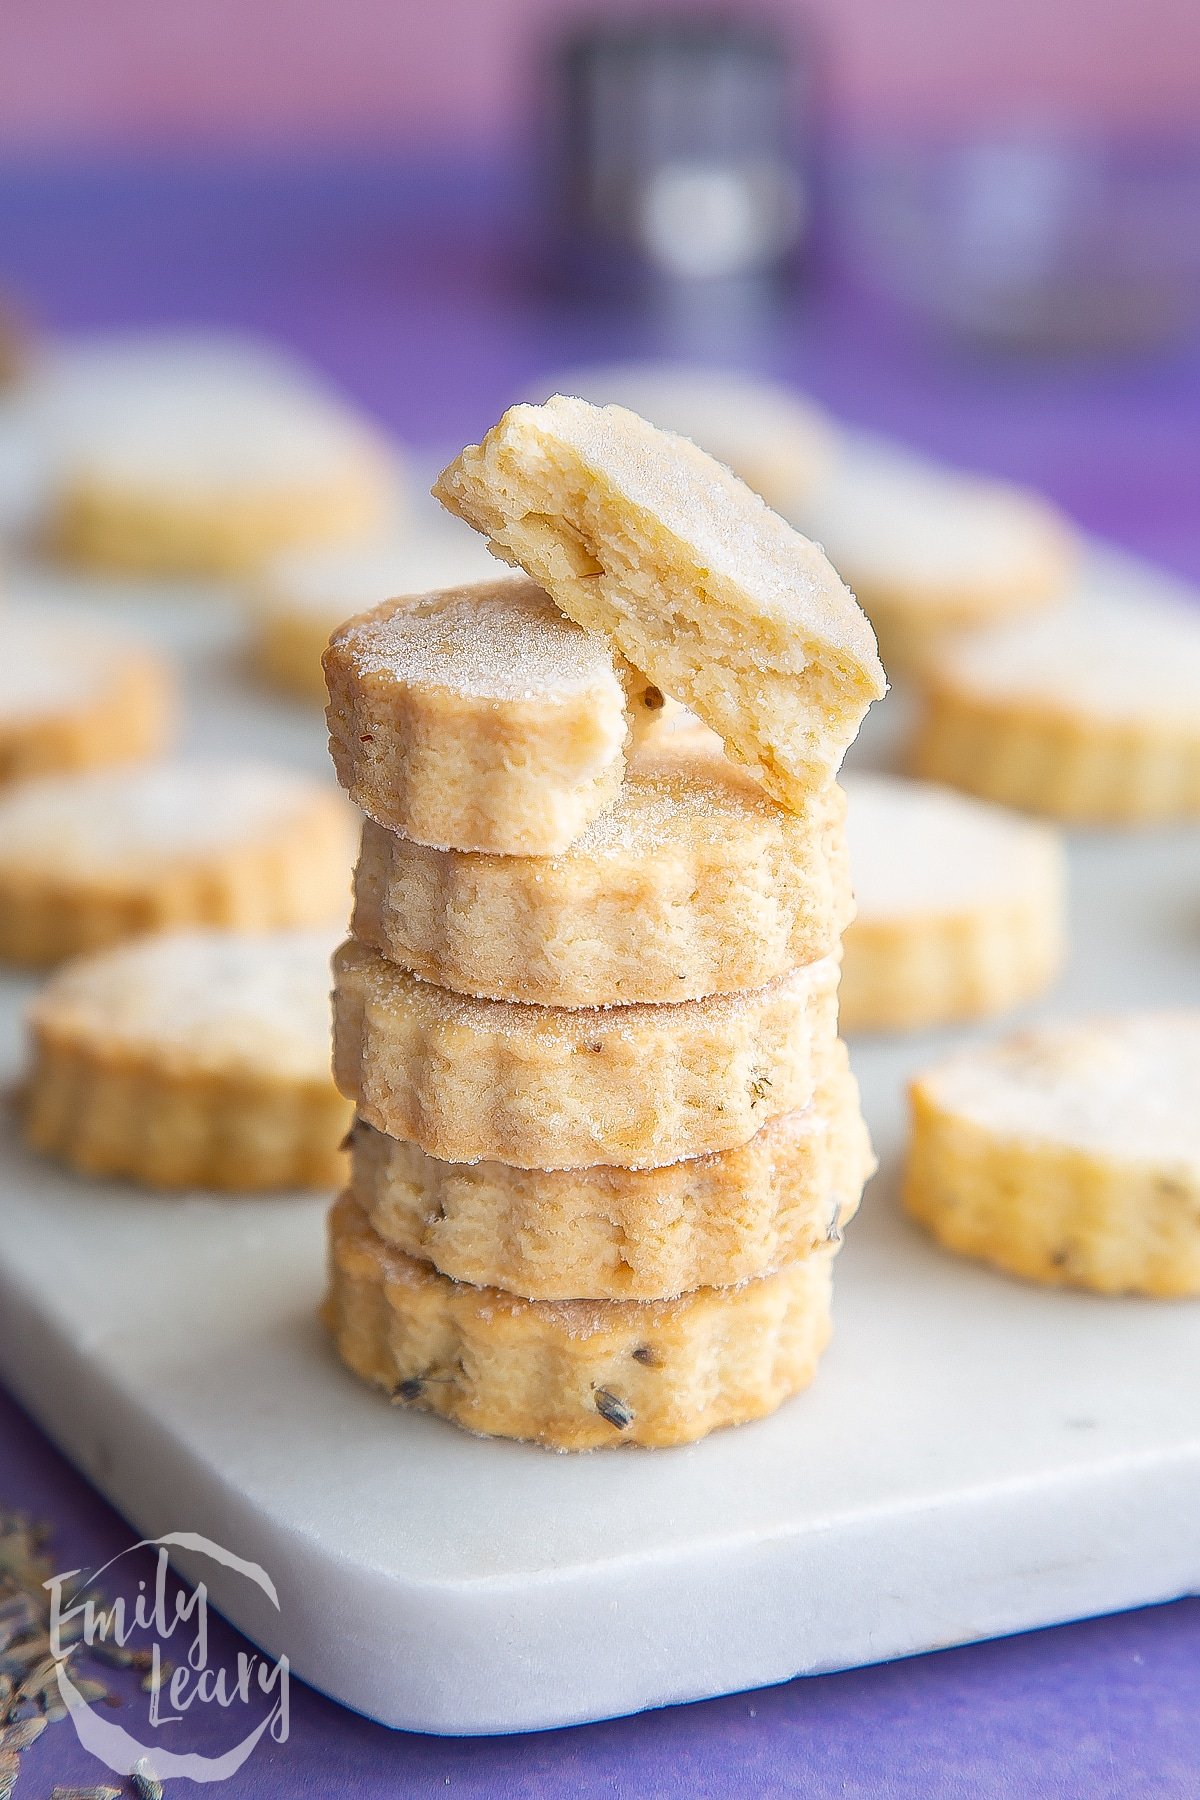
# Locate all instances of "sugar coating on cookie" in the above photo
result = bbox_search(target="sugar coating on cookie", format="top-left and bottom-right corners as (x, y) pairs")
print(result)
(0, 609), (174, 783)
(914, 1014), (1200, 1161)
(44, 334), (394, 571)
(332, 936), (841, 1170)
(535, 362), (837, 513)
(797, 435), (1075, 668)
(0, 759), (355, 963)
(325, 576), (631, 854)
(24, 928), (351, 1190)
(352, 733), (852, 1006)
(912, 588), (1200, 820)
(350, 1050), (874, 1299)
(325, 1192), (835, 1449)
(839, 774), (1065, 1032)
(0, 760), (342, 874)
(434, 396), (886, 805)
(906, 1012), (1200, 1294)
(255, 521), (499, 700)
(30, 928), (340, 1077)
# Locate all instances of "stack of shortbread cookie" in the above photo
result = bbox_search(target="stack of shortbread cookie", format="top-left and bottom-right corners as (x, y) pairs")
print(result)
(323, 396), (887, 1449)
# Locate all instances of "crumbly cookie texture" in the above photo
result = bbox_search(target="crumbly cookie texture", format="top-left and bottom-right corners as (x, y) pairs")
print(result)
(0, 759), (356, 965)
(351, 734), (852, 1007)
(324, 1192), (835, 1449)
(537, 363), (838, 515)
(23, 929), (351, 1190)
(796, 435), (1076, 673)
(434, 396), (886, 806)
(840, 774), (1065, 1033)
(324, 576), (632, 855)
(910, 589), (1200, 822)
(905, 1012), (1200, 1295)
(0, 609), (175, 785)
(332, 937), (841, 1170)
(255, 522), (499, 701)
(350, 1049), (873, 1299)
(49, 353), (393, 574)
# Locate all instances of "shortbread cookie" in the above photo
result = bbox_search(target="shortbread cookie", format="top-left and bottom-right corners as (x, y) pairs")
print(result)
(325, 1192), (835, 1448)
(839, 775), (1065, 1033)
(332, 937), (841, 1169)
(537, 363), (837, 513)
(434, 396), (886, 805)
(24, 929), (350, 1190)
(350, 1049), (874, 1299)
(47, 339), (393, 573)
(797, 435), (1076, 671)
(255, 522), (499, 700)
(910, 588), (1200, 822)
(324, 576), (631, 854)
(1, 610), (174, 785)
(0, 759), (355, 965)
(352, 734), (852, 1006)
(906, 1013), (1200, 1295)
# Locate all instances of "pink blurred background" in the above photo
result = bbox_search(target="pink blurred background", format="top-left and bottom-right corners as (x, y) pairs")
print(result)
(0, 0), (1196, 151)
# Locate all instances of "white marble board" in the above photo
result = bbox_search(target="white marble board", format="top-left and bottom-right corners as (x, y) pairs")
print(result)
(0, 538), (1198, 1735)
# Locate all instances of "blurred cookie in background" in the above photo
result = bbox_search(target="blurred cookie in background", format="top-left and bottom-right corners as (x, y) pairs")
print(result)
(529, 363), (836, 517)
(840, 773), (1066, 1033)
(910, 568), (1200, 822)
(0, 757), (356, 965)
(794, 433), (1077, 673)
(31, 332), (397, 575)
(0, 606), (175, 786)
(23, 926), (351, 1192)
(905, 1012), (1200, 1295)
(254, 517), (498, 701)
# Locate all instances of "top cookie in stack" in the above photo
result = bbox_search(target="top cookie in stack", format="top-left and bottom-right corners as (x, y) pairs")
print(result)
(323, 397), (885, 1451)
(435, 396), (885, 804)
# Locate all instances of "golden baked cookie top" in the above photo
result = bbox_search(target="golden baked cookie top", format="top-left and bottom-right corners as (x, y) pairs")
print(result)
(28, 926), (340, 1081)
(434, 394), (886, 803)
(913, 1013), (1200, 1167)
(0, 759), (345, 879)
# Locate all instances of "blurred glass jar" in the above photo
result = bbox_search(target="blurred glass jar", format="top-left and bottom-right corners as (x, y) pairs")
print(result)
(546, 15), (815, 298)
(842, 133), (1200, 352)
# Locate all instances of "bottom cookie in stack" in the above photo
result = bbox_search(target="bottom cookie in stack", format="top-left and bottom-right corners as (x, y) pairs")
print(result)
(324, 1191), (837, 1451)
(324, 1038), (874, 1448)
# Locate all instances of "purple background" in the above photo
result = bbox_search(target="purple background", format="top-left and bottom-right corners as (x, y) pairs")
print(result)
(0, 0), (1197, 153)
(2, 157), (1200, 1796)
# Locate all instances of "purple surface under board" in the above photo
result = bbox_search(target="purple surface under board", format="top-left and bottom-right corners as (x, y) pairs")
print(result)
(6, 1381), (1200, 1798)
